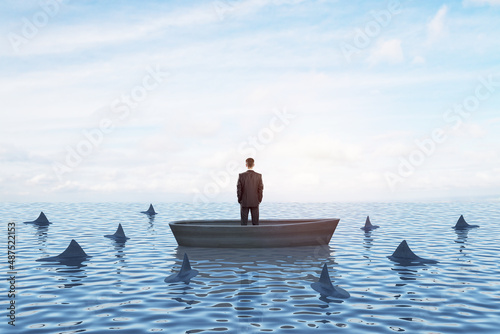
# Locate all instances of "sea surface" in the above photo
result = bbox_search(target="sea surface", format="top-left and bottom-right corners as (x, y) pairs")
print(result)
(1, 202), (499, 333)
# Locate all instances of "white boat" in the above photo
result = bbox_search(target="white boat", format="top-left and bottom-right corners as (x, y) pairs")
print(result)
(169, 218), (340, 248)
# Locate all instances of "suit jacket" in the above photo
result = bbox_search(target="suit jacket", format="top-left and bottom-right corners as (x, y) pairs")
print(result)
(237, 170), (263, 207)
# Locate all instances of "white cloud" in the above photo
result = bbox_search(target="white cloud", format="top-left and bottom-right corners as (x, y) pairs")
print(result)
(2, 3), (223, 57)
(1, 0), (311, 57)
(427, 5), (448, 43)
(412, 55), (426, 65)
(0, 143), (30, 162)
(463, 0), (500, 6)
(269, 134), (363, 164)
(367, 39), (404, 65)
(448, 122), (487, 138)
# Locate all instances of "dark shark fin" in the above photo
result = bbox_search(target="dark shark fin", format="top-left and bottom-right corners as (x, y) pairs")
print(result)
(57, 239), (88, 258)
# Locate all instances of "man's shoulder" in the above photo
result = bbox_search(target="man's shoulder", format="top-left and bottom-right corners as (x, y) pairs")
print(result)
(241, 170), (261, 175)
(239, 171), (260, 179)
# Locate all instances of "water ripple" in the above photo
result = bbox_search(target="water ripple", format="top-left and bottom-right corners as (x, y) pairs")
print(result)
(1, 202), (499, 333)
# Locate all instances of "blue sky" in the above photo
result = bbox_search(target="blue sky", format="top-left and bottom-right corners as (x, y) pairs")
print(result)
(1, 0), (499, 202)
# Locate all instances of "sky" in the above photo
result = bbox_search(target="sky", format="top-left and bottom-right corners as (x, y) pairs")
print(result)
(1, 0), (499, 203)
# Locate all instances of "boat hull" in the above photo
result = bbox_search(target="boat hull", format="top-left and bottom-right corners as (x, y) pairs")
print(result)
(169, 219), (340, 248)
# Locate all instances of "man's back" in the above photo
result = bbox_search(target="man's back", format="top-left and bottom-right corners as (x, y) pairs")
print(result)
(237, 170), (263, 207)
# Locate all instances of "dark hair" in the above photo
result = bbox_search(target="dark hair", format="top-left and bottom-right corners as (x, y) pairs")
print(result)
(246, 158), (255, 168)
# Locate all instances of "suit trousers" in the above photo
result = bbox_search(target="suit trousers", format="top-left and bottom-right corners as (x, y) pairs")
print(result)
(240, 206), (259, 225)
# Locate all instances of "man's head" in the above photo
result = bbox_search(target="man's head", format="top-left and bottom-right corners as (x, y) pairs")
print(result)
(246, 158), (255, 169)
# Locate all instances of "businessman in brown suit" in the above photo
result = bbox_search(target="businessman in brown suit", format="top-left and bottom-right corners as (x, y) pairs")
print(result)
(237, 158), (264, 225)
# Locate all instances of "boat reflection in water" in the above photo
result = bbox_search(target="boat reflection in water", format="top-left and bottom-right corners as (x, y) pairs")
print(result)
(172, 244), (337, 283)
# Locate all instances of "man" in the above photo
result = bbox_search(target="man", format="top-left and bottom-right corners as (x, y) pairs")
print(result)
(237, 158), (264, 225)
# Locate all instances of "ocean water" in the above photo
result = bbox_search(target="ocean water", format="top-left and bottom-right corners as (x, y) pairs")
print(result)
(1, 201), (499, 334)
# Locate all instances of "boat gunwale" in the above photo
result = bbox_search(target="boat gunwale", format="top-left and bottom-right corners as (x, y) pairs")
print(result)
(169, 218), (339, 228)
